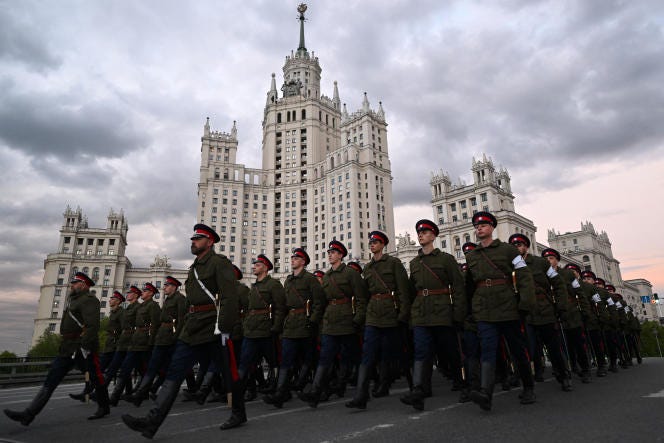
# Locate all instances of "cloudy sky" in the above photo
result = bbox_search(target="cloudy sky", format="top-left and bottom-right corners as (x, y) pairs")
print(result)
(1, 1), (663, 354)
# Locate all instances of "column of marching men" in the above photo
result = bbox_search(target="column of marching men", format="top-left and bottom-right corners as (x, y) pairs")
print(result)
(4, 213), (644, 438)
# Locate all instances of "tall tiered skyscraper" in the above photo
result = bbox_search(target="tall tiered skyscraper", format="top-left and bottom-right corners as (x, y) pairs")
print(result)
(197, 4), (394, 278)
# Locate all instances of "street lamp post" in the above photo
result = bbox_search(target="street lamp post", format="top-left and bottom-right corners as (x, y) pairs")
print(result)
(654, 328), (663, 358)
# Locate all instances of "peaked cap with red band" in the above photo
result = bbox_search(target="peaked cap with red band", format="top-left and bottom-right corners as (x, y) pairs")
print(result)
(542, 248), (561, 261)
(460, 263), (469, 272)
(143, 282), (159, 294)
(254, 254), (274, 271)
(580, 270), (596, 280)
(508, 233), (531, 248)
(291, 247), (311, 266)
(313, 270), (325, 278)
(369, 230), (389, 245)
(564, 263), (581, 274)
(165, 276), (182, 287)
(348, 261), (362, 273)
(605, 284), (616, 293)
(327, 240), (348, 257)
(415, 219), (439, 236)
(190, 223), (220, 243)
(594, 277), (606, 287)
(462, 242), (477, 254)
(472, 211), (497, 227)
(112, 291), (125, 302)
(232, 265), (243, 280)
(71, 272), (95, 287)
(128, 285), (142, 296)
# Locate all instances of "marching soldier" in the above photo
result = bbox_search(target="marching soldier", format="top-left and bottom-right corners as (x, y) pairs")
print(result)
(347, 231), (412, 409)
(348, 261), (363, 273)
(104, 285), (140, 394)
(465, 211), (537, 411)
(595, 277), (620, 372)
(238, 255), (286, 401)
(400, 220), (465, 411)
(131, 276), (188, 406)
(459, 242), (480, 403)
(299, 240), (369, 408)
(121, 224), (243, 437)
(264, 248), (325, 408)
(5, 272), (110, 424)
(580, 270), (609, 376)
(313, 270), (325, 284)
(563, 263), (597, 380)
(109, 282), (161, 406)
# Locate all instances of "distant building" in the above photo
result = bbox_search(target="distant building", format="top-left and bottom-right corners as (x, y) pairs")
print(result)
(32, 206), (187, 347)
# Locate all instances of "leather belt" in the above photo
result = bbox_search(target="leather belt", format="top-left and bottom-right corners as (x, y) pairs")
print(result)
(416, 288), (450, 296)
(248, 308), (270, 315)
(371, 293), (393, 300)
(289, 308), (306, 314)
(188, 304), (216, 313)
(136, 325), (151, 331)
(475, 278), (509, 288)
(161, 322), (174, 327)
(329, 298), (350, 305)
(122, 328), (133, 335)
(61, 332), (81, 339)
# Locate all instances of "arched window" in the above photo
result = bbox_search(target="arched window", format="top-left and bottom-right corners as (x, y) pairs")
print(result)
(583, 255), (590, 262)
(277, 113), (281, 123)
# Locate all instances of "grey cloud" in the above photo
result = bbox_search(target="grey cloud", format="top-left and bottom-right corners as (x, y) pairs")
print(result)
(0, 299), (38, 354)
(0, 7), (62, 72)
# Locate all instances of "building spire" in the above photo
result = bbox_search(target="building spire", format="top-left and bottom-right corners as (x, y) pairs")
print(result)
(333, 80), (340, 109)
(204, 116), (210, 136)
(296, 3), (308, 57)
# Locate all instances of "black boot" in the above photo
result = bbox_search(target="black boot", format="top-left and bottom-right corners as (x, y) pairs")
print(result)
(121, 376), (134, 402)
(371, 361), (391, 398)
(194, 372), (216, 405)
(517, 361), (536, 405)
(470, 362), (495, 411)
(122, 379), (180, 439)
(109, 376), (128, 407)
(421, 360), (433, 398)
(263, 369), (290, 408)
(294, 364), (311, 392)
(346, 364), (371, 409)
(88, 383), (110, 420)
(400, 361), (425, 411)
(298, 365), (328, 408)
(335, 365), (351, 398)
(69, 384), (92, 403)
(561, 377), (573, 392)
(131, 375), (154, 407)
(4, 385), (54, 426)
(220, 380), (247, 430)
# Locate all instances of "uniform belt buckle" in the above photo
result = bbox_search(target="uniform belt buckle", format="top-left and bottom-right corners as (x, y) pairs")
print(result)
(485, 279), (492, 287)
(422, 288), (429, 297)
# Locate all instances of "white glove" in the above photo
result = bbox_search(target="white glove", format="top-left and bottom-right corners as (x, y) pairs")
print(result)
(572, 279), (580, 289)
(606, 297), (615, 306)
(547, 267), (558, 278)
(592, 294), (601, 303)
(616, 301), (622, 309)
(221, 333), (229, 346)
(512, 255), (527, 269)
(80, 348), (90, 359)
(625, 306), (631, 313)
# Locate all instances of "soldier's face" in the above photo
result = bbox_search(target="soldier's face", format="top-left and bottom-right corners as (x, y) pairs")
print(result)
(583, 276), (594, 285)
(291, 256), (305, 271)
(141, 289), (154, 301)
(327, 250), (342, 265)
(369, 239), (384, 254)
(69, 281), (85, 295)
(163, 283), (177, 296)
(474, 223), (493, 240)
(109, 297), (120, 308)
(126, 292), (138, 302)
(191, 237), (213, 255)
(253, 261), (266, 276)
(417, 230), (435, 246)
(513, 242), (528, 255)
(546, 256), (559, 268)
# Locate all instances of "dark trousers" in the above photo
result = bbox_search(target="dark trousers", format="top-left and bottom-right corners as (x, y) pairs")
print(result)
(118, 350), (150, 379)
(564, 327), (590, 371)
(361, 326), (399, 366)
(527, 323), (569, 377)
(144, 345), (175, 381)
(99, 351), (114, 372)
(413, 325), (461, 378)
(588, 329), (607, 366)
(281, 336), (316, 370)
(46, 351), (106, 389)
(605, 329), (620, 364)
(477, 320), (530, 365)
(104, 350), (127, 381)
(239, 337), (276, 378)
(318, 334), (359, 367)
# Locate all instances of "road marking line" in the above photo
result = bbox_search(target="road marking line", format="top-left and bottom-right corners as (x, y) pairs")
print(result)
(643, 388), (664, 398)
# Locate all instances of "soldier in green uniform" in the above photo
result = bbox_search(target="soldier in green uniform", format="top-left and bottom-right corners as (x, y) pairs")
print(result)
(400, 220), (465, 411)
(238, 254), (286, 401)
(314, 270), (325, 285)
(122, 224), (243, 437)
(5, 272), (110, 425)
(347, 231), (412, 409)
(104, 286), (140, 393)
(70, 290), (125, 402)
(299, 240), (369, 408)
(580, 270), (609, 376)
(264, 248), (325, 408)
(131, 276), (188, 406)
(594, 277), (620, 372)
(607, 288), (631, 367)
(465, 212), (537, 411)
(110, 282), (161, 406)
(625, 306), (642, 364)
(459, 242), (480, 403)
(563, 263), (597, 380)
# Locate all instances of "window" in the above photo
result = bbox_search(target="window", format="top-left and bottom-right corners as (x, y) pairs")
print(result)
(480, 193), (487, 202)
(58, 265), (66, 275)
(450, 203), (456, 212)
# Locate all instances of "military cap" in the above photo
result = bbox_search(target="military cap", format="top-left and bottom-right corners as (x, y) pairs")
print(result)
(291, 247), (311, 266)
(368, 230), (389, 245)
(594, 277), (606, 287)
(232, 264), (243, 280)
(541, 248), (561, 261)
(313, 270), (325, 278)
(71, 271), (95, 287)
(580, 270), (596, 280)
(143, 282), (159, 294)
(254, 254), (274, 271)
(508, 233), (531, 248)
(460, 263), (469, 272)
(472, 211), (497, 227)
(564, 263), (581, 274)
(415, 219), (439, 236)
(605, 284), (616, 293)
(327, 240), (348, 257)
(111, 291), (125, 302)
(348, 261), (362, 273)
(191, 223), (220, 243)
(164, 276), (182, 287)
(462, 242), (477, 254)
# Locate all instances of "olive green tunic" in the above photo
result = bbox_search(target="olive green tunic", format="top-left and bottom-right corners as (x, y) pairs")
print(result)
(117, 301), (138, 352)
(321, 263), (369, 335)
(130, 298), (161, 351)
(409, 248), (465, 327)
(558, 267), (585, 329)
(180, 249), (239, 346)
(242, 275), (287, 338)
(154, 291), (188, 346)
(580, 281), (601, 331)
(525, 255), (567, 326)
(363, 253), (413, 327)
(59, 289), (101, 356)
(597, 288), (618, 330)
(465, 239), (536, 322)
(232, 283), (250, 341)
(103, 306), (124, 353)
(282, 270), (326, 339)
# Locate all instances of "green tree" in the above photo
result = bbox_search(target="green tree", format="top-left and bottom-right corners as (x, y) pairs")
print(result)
(0, 350), (17, 360)
(639, 321), (664, 358)
(27, 331), (62, 358)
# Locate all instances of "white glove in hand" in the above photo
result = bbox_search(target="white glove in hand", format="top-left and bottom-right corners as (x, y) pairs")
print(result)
(221, 333), (229, 346)
(592, 294), (601, 303)
(547, 267), (558, 278)
(572, 279), (580, 289)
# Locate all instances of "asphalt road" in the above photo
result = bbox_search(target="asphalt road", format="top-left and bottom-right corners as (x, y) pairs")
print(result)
(2, 359), (663, 442)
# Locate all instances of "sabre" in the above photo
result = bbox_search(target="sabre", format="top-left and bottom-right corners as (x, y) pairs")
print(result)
(214, 294), (222, 336)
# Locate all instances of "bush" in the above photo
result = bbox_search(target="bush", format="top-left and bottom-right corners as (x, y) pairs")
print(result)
(639, 321), (664, 357)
